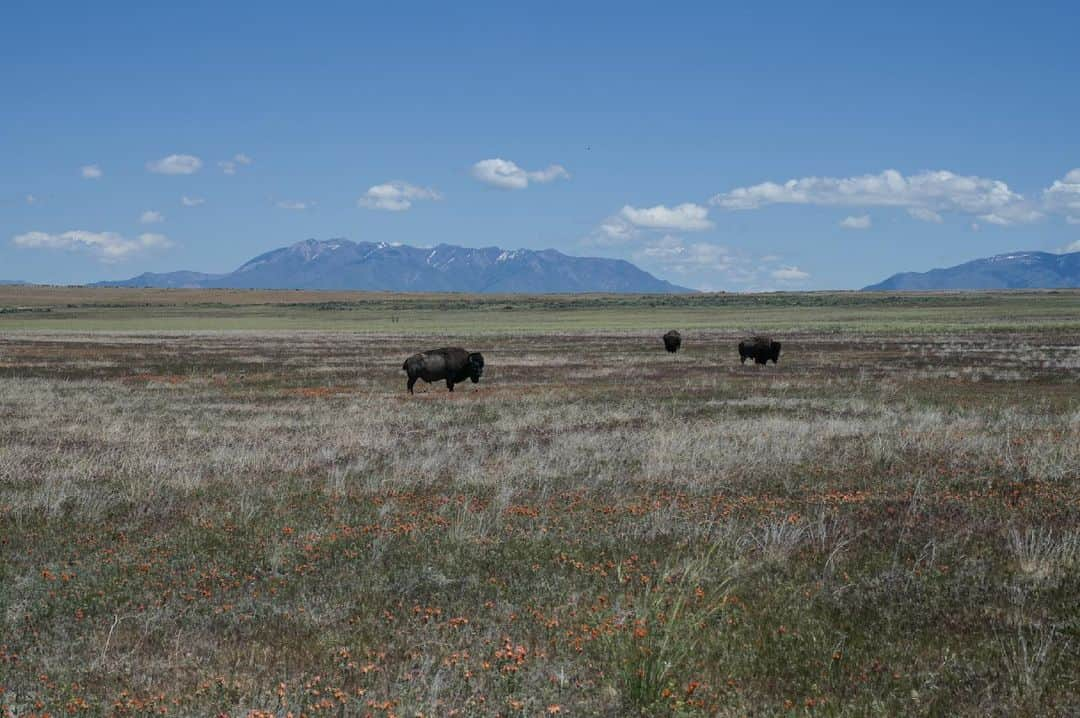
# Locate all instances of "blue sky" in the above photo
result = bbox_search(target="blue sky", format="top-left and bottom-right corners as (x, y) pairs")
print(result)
(3, 1), (1078, 290)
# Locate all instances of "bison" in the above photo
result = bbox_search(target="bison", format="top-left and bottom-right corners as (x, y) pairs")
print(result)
(402, 347), (484, 394)
(662, 330), (682, 353)
(739, 336), (781, 365)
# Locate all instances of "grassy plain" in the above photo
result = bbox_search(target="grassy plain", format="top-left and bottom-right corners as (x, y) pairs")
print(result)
(4, 286), (1080, 332)
(1, 288), (1079, 716)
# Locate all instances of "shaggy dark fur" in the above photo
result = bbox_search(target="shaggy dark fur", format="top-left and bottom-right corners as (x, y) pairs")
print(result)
(739, 336), (782, 365)
(402, 347), (485, 393)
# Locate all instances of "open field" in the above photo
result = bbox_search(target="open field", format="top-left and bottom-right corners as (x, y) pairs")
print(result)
(4, 287), (1080, 333)
(1, 290), (1079, 716)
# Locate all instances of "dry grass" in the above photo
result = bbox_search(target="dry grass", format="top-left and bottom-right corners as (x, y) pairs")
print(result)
(5, 286), (1080, 333)
(1, 326), (1078, 716)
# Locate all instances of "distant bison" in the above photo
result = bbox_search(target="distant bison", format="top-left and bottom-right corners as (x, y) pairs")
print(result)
(739, 336), (781, 365)
(662, 330), (682, 353)
(402, 347), (485, 394)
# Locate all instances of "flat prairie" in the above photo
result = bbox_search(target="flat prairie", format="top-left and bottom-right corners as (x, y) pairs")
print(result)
(1, 289), (1078, 716)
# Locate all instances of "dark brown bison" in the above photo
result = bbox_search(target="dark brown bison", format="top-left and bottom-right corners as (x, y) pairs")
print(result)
(662, 330), (682, 353)
(739, 336), (781, 365)
(402, 347), (484, 394)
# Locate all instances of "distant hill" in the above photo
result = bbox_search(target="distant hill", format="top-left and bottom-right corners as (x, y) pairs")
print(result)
(95, 271), (224, 289)
(94, 239), (692, 293)
(0, 280), (27, 285)
(863, 251), (1080, 290)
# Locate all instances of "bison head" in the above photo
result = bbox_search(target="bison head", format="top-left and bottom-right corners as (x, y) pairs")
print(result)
(467, 352), (485, 383)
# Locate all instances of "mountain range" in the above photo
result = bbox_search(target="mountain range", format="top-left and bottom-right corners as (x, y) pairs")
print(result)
(93, 239), (692, 293)
(863, 251), (1080, 291)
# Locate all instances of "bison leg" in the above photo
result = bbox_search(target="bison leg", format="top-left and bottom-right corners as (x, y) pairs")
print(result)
(407, 376), (417, 394)
(446, 380), (455, 392)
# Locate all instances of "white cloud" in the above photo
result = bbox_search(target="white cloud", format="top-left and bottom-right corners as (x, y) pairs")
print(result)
(181, 195), (205, 207)
(632, 235), (732, 274)
(358, 181), (442, 211)
(12, 230), (172, 262)
(599, 219), (637, 242)
(147, 154), (202, 175)
(771, 266), (810, 281)
(137, 233), (170, 248)
(81, 164), (102, 179)
(1060, 240), (1080, 253)
(1067, 216), (1080, 225)
(472, 159), (528, 190)
(218, 153), (253, 175)
(527, 164), (570, 183)
(839, 214), (871, 230)
(580, 216), (640, 247)
(139, 210), (163, 224)
(276, 200), (314, 210)
(25, 194), (37, 205)
(907, 207), (943, 223)
(584, 203), (712, 247)
(1044, 169), (1080, 215)
(620, 203), (713, 231)
(471, 158), (570, 190)
(710, 169), (1041, 225)
(979, 207), (1045, 225)
(629, 236), (802, 289)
